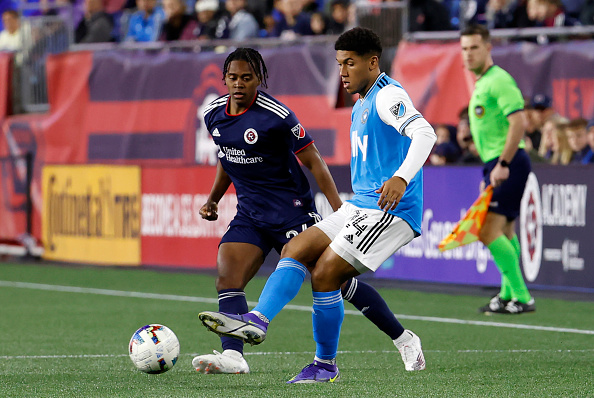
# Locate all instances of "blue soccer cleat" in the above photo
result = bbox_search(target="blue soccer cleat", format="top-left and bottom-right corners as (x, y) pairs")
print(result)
(286, 361), (340, 384)
(198, 311), (267, 346)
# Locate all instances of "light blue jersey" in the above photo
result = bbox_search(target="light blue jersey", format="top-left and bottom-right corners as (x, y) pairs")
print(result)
(347, 73), (426, 235)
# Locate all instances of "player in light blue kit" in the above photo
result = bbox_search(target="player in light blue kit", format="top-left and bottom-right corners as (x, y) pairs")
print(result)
(199, 29), (436, 382)
(193, 47), (433, 376)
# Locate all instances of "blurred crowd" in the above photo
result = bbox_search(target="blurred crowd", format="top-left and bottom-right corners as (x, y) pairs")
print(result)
(0, 0), (354, 45)
(1, 0), (593, 48)
(1, 1), (593, 160)
(429, 94), (594, 167)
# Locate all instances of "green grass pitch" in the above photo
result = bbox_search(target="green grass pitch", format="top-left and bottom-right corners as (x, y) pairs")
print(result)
(0, 262), (592, 397)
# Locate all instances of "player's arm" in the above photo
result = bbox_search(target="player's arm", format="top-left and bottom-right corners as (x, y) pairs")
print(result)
(375, 86), (437, 211)
(200, 161), (232, 221)
(296, 143), (343, 212)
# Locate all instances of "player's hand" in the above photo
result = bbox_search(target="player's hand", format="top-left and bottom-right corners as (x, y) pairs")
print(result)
(490, 164), (509, 188)
(376, 176), (407, 211)
(199, 201), (219, 221)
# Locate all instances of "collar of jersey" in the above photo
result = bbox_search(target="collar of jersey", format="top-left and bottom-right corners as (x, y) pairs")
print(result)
(225, 91), (259, 117)
(477, 65), (495, 82)
(359, 72), (386, 104)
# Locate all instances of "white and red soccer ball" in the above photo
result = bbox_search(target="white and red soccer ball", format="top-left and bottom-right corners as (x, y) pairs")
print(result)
(129, 324), (180, 374)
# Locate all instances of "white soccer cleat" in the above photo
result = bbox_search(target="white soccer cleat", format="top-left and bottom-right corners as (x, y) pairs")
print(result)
(394, 330), (426, 371)
(192, 350), (250, 374)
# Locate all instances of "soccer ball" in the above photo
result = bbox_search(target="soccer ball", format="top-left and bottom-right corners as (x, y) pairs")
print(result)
(129, 324), (180, 374)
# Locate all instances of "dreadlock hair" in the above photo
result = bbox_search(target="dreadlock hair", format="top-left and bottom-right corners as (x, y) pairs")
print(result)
(222, 48), (269, 88)
(335, 27), (382, 60)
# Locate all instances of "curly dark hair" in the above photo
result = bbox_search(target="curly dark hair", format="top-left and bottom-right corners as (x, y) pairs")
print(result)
(222, 47), (269, 88)
(334, 27), (382, 59)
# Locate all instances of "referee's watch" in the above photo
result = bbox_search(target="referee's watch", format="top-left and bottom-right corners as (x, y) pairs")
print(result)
(498, 159), (510, 168)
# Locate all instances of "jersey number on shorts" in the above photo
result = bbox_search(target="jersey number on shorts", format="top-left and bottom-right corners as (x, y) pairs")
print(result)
(285, 212), (321, 239)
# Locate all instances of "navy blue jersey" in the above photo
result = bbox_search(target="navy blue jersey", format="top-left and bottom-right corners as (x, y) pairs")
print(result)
(203, 91), (317, 229)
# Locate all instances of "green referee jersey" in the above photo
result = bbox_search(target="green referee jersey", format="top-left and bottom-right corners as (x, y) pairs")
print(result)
(468, 65), (525, 163)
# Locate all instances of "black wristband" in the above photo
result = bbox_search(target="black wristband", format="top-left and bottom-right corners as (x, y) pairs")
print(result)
(498, 159), (510, 168)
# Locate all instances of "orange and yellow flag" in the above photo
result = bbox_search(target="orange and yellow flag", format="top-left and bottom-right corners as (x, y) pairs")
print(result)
(438, 185), (493, 252)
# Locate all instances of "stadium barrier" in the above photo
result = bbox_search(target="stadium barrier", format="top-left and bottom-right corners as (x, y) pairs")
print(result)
(41, 164), (141, 265)
(31, 162), (594, 291)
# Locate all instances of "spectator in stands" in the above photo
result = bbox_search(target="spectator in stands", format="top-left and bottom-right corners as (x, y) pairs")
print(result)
(160, 0), (198, 40)
(526, 96), (553, 146)
(434, 124), (453, 145)
(0, 10), (21, 51)
(0, 1), (17, 32)
(580, 0), (594, 25)
(258, 13), (276, 37)
(566, 118), (592, 164)
(272, 0), (313, 38)
(309, 11), (327, 35)
(429, 124), (455, 165)
(216, 0), (260, 40)
(531, 0), (580, 26)
(325, 0), (348, 34)
(455, 108), (481, 164)
(75, 0), (114, 43)
(459, 134), (482, 164)
(538, 115), (571, 164)
(530, 94), (555, 132)
(430, 142), (460, 165)
(124, 0), (165, 42)
(194, 0), (220, 40)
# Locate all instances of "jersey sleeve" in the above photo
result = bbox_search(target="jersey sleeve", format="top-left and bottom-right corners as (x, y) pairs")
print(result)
(492, 73), (524, 116)
(284, 112), (314, 153)
(376, 85), (423, 137)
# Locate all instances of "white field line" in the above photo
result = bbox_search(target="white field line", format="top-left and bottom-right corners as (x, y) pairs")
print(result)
(1, 280), (593, 336)
(2, 349), (593, 360)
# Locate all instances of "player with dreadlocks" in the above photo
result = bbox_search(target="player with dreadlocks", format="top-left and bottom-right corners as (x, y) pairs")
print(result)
(193, 47), (421, 376)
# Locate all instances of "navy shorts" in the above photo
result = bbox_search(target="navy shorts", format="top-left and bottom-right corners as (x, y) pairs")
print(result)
(482, 149), (531, 221)
(220, 212), (321, 256)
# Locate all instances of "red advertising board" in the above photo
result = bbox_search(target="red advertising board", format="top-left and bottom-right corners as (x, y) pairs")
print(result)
(141, 166), (236, 268)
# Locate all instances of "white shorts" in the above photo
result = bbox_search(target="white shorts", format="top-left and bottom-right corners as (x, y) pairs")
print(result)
(314, 202), (415, 274)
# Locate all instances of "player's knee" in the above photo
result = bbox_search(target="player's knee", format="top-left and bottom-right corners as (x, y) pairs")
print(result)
(215, 274), (246, 291)
(478, 228), (496, 245)
(280, 238), (309, 264)
(310, 265), (339, 292)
